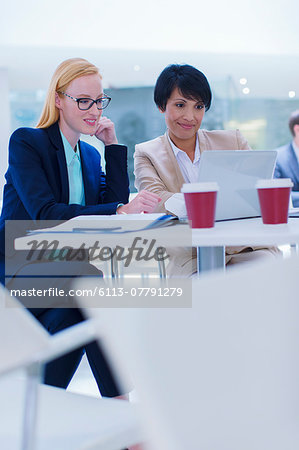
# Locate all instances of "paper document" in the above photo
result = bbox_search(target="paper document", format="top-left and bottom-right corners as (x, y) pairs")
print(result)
(26, 214), (178, 235)
(165, 194), (187, 218)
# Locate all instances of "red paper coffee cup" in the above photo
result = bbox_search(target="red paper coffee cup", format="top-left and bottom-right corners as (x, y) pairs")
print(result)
(256, 178), (293, 224)
(181, 182), (219, 228)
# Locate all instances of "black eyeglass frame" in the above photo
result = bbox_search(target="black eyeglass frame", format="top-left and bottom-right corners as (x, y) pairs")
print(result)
(57, 91), (111, 110)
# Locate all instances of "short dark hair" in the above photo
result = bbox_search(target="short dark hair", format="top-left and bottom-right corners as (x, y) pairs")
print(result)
(289, 110), (299, 136)
(154, 64), (212, 112)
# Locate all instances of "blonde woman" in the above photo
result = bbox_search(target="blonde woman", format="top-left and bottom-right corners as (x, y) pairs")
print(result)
(0, 58), (160, 397)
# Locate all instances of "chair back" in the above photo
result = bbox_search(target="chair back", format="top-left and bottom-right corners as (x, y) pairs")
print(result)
(0, 286), (49, 375)
(83, 255), (299, 450)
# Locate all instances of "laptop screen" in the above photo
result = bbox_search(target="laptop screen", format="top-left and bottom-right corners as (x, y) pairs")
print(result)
(198, 150), (277, 220)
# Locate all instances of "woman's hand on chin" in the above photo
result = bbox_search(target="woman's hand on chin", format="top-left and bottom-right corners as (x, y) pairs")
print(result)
(94, 116), (118, 146)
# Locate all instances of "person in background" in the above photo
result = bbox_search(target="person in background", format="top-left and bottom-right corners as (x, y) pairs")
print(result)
(134, 64), (279, 276)
(274, 110), (299, 207)
(0, 57), (160, 398)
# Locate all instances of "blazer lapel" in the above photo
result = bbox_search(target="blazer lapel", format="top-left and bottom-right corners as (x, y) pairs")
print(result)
(160, 133), (185, 191)
(197, 129), (209, 153)
(46, 122), (69, 204)
(287, 143), (299, 187)
(79, 141), (98, 205)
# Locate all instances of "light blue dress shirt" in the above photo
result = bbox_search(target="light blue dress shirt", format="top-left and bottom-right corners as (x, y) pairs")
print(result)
(60, 130), (85, 205)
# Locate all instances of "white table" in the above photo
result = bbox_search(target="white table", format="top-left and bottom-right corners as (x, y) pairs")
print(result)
(192, 217), (299, 271)
(14, 216), (299, 273)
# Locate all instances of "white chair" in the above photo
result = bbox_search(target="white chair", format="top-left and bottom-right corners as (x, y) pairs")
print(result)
(80, 255), (299, 450)
(0, 287), (144, 450)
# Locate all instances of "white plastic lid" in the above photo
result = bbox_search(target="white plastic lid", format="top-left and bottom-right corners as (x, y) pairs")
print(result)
(256, 178), (294, 189)
(181, 182), (219, 193)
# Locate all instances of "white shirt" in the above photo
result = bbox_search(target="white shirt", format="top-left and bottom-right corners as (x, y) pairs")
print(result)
(165, 132), (200, 216)
(167, 132), (200, 183)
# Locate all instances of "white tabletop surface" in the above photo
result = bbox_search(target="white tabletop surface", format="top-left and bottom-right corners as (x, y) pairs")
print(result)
(14, 216), (299, 250)
(191, 217), (299, 246)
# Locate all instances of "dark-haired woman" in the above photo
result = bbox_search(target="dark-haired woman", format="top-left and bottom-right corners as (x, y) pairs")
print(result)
(134, 64), (279, 276)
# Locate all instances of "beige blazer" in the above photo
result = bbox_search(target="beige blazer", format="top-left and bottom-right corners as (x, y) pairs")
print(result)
(134, 129), (250, 213)
(134, 129), (275, 259)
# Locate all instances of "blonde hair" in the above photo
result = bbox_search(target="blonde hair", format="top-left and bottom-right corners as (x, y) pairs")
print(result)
(36, 58), (101, 129)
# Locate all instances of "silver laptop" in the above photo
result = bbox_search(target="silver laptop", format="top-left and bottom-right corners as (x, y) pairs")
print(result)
(198, 150), (277, 220)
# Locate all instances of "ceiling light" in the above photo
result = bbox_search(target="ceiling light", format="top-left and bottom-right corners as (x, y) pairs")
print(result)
(240, 78), (247, 85)
(289, 91), (296, 98)
(242, 87), (250, 95)
(134, 65), (141, 72)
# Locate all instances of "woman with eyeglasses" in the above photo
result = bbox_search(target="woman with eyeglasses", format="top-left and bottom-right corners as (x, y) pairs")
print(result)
(0, 58), (160, 399)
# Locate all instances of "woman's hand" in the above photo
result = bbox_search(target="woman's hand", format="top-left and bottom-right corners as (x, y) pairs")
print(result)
(94, 116), (118, 146)
(117, 190), (161, 214)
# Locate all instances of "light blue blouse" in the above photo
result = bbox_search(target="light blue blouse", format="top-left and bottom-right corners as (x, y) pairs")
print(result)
(60, 130), (85, 205)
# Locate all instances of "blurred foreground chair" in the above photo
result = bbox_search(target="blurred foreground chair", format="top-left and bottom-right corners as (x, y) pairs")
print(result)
(79, 255), (299, 450)
(0, 287), (143, 450)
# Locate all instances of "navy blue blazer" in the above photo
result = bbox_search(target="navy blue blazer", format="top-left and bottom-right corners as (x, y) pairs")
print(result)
(0, 121), (129, 259)
(274, 142), (299, 207)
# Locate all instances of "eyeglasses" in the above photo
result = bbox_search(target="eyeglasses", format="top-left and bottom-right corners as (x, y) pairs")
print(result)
(58, 91), (111, 110)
